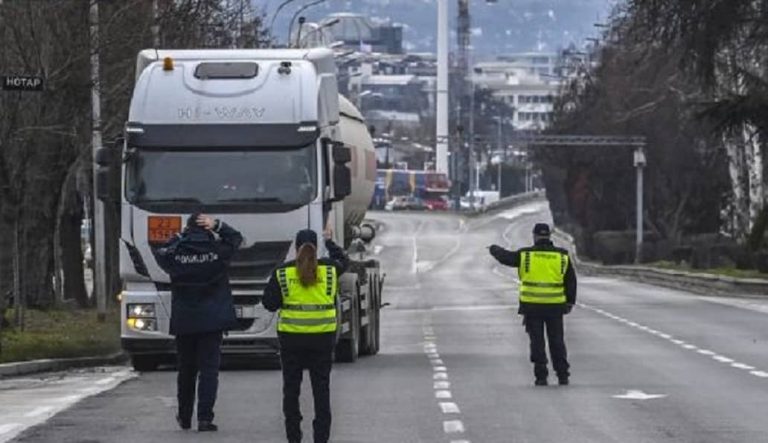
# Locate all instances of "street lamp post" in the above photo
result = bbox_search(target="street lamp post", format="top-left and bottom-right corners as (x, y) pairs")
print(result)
(634, 147), (646, 263)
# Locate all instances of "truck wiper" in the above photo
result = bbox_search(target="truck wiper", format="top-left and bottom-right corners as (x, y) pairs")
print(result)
(217, 197), (285, 204)
(138, 198), (203, 204)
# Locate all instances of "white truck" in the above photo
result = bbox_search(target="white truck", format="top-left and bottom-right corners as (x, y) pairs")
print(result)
(95, 48), (383, 371)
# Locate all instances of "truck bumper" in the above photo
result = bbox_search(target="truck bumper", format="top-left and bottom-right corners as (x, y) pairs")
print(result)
(121, 337), (280, 357)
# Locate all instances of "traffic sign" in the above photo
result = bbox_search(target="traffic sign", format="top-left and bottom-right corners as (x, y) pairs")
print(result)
(2, 75), (44, 91)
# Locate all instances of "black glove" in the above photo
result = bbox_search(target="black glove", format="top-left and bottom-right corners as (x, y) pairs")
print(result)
(489, 244), (504, 256)
(564, 304), (573, 314)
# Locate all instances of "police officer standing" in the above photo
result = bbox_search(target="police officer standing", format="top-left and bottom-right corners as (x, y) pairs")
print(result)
(489, 223), (577, 386)
(263, 227), (348, 443)
(152, 213), (243, 432)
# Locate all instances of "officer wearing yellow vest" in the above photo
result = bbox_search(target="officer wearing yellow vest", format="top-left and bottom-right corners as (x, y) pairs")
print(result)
(489, 222), (577, 386)
(263, 227), (349, 443)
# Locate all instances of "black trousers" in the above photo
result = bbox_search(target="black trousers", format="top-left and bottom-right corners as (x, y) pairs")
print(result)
(524, 314), (570, 380)
(175, 331), (223, 423)
(280, 345), (334, 443)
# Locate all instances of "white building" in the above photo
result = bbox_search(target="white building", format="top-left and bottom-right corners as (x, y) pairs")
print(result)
(473, 58), (560, 131)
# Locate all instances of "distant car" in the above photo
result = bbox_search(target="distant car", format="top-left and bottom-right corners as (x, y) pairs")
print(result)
(424, 197), (449, 211)
(385, 196), (426, 211)
(385, 196), (410, 211)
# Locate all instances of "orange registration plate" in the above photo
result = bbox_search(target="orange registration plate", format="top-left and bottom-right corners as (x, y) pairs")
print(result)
(148, 216), (182, 244)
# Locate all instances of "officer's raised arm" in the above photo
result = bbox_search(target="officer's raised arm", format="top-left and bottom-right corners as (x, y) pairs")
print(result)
(488, 244), (520, 267)
(323, 226), (349, 275)
(262, 271), (283, 312)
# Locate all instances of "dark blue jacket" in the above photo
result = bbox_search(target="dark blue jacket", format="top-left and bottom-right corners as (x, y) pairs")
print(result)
(152, 222), (243, 336)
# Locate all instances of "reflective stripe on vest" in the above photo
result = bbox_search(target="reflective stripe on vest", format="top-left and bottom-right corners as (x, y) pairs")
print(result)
(277, 265), (338, 334)
(517, 250), (568, 304)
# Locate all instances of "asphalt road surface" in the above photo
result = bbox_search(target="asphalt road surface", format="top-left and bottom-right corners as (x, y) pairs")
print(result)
(5, 201), (768, 442)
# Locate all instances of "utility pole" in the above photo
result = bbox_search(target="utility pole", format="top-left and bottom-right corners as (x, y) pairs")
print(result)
(90, 0), (107, 322)
(435, 0), (449, 174)
(151, 0), (160, 47)
(468, 75), (476, 210)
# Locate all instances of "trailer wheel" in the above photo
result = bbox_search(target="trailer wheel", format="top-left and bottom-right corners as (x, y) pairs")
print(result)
(335, 300), (359, 363)
(360, 276), (381, 356)
(131, 355), (159, 372)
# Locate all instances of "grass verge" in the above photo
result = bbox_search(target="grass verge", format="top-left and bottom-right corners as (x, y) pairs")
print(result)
(0, 308), (120, 364)
(650, 261), (768, 280)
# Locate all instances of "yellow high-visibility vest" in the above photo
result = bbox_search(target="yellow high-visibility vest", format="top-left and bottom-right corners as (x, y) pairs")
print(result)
(517, 250), (568, 304)
(276, 265), (338, 334)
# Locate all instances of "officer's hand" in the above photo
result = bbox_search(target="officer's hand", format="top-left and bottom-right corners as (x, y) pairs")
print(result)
(488, 244), (504, 256)
(197, 214), (216, 231)
(323, 223), (333, 241)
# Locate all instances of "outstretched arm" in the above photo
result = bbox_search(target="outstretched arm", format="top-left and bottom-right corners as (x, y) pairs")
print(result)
(488, 245), (520, 267)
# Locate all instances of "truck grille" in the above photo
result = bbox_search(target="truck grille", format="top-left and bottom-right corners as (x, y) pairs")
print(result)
(229, 241), (291, 282)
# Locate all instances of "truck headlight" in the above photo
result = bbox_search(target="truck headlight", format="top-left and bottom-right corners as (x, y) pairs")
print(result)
(127, 318), (157, 331)
(127, 303), (156, 319)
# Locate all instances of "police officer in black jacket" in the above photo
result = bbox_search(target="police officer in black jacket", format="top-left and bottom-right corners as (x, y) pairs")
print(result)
(489, 223), (577, 386)
(263, 227), (349, 443)
(152, 213), (243, 432)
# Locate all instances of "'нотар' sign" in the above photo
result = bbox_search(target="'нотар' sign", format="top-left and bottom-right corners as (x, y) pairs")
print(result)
(2, 75), (44, 92)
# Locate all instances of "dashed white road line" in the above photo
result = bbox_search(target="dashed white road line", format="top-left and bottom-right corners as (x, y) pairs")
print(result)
(581, 302), (768, 381)
(423, 323), (470, 443)
(443, 420), (466, 434)
(439, 402), (461, 414)
(23, 406), (55, 418)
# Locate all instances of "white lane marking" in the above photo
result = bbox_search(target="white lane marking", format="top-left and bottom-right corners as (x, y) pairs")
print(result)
(583, 303), (768, 382)
(440, 402), (461, 414)
(95, 377), (116, 385)
(612, 390), (667, 400)
(373, 245), (384, 255)
(434, 381), (451, 389)
(435, 390), (453, 399)
(434, 366), (447, 372)
(434, 372), (449, 380)
(0, 424), (22, 436)
(443, 420), (466, 434)
(732, 363), (756, 370)
(431, 359), (445, 365)
(23, 406), (55, 418)
(450, 440), (471, 443)
(51, 395), (80, 403)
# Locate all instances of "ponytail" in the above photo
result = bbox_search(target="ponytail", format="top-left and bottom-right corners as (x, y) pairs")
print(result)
(296, 243), (318, 287)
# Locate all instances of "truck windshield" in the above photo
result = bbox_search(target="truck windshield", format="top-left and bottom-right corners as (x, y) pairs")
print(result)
(126, 145), (317, 208)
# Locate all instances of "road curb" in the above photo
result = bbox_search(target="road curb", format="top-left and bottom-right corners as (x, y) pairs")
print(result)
(0, 352), (128, 379)
(552, 229), (768, 297)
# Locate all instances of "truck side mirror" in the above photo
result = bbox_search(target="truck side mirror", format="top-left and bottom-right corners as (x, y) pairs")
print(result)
(95, 167), (118, 202)
(95, 146), (117, 167)
(333, 164), (352, 201)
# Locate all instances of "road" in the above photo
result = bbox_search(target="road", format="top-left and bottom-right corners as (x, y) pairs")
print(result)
(5, 201), (768, 442)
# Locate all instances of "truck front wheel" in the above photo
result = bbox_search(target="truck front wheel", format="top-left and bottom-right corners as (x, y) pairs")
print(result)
(335, 303), (359, 363)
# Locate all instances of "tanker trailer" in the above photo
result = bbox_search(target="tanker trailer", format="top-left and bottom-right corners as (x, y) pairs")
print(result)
(94, 48), (382, 370)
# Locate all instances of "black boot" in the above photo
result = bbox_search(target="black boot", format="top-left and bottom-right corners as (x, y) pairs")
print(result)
(198, 421), (218, 432)
(558, 376), (569, 386)
(176, 415), (191, 430)
(534, 378), (548, 386)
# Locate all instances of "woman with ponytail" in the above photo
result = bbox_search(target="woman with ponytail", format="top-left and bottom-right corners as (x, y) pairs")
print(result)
(263, 226), (348, 443)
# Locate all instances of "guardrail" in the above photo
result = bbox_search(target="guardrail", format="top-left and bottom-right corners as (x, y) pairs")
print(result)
(552, 229), (768, 297)
(464, 191), (546, 216)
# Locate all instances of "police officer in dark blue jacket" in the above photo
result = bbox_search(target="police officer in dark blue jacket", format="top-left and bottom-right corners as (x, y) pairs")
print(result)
(152, 213), (243, 432)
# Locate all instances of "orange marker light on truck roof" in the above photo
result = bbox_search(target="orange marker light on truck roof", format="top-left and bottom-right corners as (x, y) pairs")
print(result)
(163, 57), (174, 71)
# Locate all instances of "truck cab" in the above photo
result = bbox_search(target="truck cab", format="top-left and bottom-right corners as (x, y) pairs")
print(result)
(97, 49), (381, 370)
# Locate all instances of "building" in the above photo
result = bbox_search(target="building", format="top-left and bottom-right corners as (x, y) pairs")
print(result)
(473, 57), (560, 131)
(318, 13), (404, 54)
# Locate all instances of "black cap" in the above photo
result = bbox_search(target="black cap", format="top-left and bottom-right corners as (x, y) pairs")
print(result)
(295, 229), (318, 248)
(533, 223), (551, 237)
